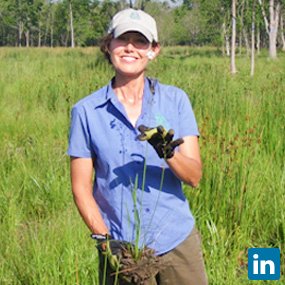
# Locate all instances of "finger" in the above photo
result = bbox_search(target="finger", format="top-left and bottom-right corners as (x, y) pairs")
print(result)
(157, 125), (166, 135)
(155, 144), (165, 158)
(138, 125), (150, 133)
(138, 128), (157, 141)
(164, 129), (174, 143)
(170, 138), (184, 149)
(137, 134), (148, 141)
(137, 125), (151, 141)
(101, 242), (107, 251)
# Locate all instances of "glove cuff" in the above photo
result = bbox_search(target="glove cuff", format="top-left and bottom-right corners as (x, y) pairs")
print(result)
(90, 233), (111, 241)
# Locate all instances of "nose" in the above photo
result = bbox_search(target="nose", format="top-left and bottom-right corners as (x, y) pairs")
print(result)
(125, 40), (135, 51)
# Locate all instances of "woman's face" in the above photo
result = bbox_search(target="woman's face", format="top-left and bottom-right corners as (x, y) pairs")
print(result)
(108, 32), (159, 78)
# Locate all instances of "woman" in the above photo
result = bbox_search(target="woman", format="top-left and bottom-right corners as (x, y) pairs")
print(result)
(68, 8), (208, 285)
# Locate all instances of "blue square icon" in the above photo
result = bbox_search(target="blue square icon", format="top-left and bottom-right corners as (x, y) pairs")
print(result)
(248, 248), (280, 280)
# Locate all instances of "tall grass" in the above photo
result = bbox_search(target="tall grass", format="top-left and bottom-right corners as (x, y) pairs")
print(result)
(0, 47), (284, 284)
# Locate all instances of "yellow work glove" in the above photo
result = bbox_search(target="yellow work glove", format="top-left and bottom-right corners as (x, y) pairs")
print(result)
(137, 125), (184, 159)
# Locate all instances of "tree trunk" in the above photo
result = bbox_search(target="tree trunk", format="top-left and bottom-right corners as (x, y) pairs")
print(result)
(31, 33), (34, 47)
(239, 30), (242, 55)
(137, 0), (145, 10)
(50, 6), (54, 47)
(44, 18), (48, 46)
(38, 21), (41, 47)
(226, 34), (230, 56)
(280, 14), (285, 51)
(222, 22), (230, 56)
(69, 1), (75, 48)
(64, 32), (69, 47)
(269, 0), (280, 58)
(258, 0), (280, 59)
(231, 0), (237, 74)
(222, 22), (225, 56)
(51, 19), (54, 47)
(251, 0), (256, 77)
(25, 30), (30, 47)
(38, 32), (41, 47)
(239, 0), (245, 55)
(256, 25), (260, 54)
(18, 21), (24, 47)
(44, 5), (52, 46)
(243, 28), (250, 56)
(257, 0), (269, 34)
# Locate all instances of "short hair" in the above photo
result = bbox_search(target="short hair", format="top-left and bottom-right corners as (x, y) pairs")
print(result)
(99, 33), (113, 64)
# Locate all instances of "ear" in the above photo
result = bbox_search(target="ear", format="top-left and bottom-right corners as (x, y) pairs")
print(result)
(149, 44), (160, 60)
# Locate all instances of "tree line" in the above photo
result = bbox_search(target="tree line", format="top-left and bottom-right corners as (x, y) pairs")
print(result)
(0, 0), (285, 57)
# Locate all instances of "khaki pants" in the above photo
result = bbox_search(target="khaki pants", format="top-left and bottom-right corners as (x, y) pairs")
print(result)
(98, 227), (208, 285)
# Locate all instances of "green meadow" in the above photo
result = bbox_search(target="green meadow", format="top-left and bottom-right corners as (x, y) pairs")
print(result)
(0, 47), (284, 284)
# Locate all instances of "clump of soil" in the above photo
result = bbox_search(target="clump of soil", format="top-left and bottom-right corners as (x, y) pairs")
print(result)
(111, 245), (163, 285)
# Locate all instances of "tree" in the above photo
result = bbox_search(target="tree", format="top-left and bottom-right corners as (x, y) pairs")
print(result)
(16, 0), (38, 47)
(199, 0), (232, 53)
(0, 1), (18, 46)
(280, 11), (285, 50)
(251, 0), (256, 76)
(231, 0), (237, 74)
(258, 0), (282, 58)
(69, 0), (75, 47)
(239, 0), (251, 56)
(0, 0), (282, 50)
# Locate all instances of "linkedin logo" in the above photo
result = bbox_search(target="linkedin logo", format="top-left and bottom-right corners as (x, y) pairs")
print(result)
(248, 248), (280, 280)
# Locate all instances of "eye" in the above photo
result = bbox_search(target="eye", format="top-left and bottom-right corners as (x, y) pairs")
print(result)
(136, 38), (148, 45)
(117, 35), (128, 42)
(115, 33), (150, 49)
(133, 37), (150, 49)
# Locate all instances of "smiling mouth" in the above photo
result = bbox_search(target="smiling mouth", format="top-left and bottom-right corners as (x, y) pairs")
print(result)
(121, 56), (138, 62)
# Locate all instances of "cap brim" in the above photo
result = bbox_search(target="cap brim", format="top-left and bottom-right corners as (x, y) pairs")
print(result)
(113, 22), (153, 43)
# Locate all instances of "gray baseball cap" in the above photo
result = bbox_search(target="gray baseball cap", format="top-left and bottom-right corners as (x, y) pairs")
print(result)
(108, 8), (158, 43)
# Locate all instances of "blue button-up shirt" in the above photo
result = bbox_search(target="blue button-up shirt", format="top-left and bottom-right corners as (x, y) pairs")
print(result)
(68, 78), (199, 254)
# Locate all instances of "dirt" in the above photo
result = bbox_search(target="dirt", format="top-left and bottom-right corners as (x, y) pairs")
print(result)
(111, 245), (163, 285)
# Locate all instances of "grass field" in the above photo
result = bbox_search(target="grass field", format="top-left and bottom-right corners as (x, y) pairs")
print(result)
(0, 46), (284, 284)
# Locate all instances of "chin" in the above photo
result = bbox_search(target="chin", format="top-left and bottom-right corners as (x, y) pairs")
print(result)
(117, 69), (144, 78)
(112, 61), (147, 77)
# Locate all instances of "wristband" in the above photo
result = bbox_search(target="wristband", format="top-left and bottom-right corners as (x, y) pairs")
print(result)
(90, 233), (110, 241)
